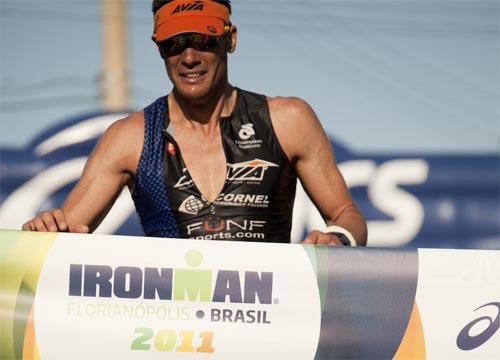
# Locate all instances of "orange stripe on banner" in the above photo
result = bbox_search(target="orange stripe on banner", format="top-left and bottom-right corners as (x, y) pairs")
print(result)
(393, 302), (426, 360)
(22, 305), (35, 360)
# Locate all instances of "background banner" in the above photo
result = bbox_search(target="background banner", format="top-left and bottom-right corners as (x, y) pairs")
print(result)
(0, 113), (498, 249)
(1, 230), (499, 359)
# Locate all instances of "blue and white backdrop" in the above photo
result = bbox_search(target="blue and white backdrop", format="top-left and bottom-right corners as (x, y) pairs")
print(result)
(1, 0), (498, 248)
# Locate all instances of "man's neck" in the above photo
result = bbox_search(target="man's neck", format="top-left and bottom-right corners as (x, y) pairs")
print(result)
(169, 84), (236, 133)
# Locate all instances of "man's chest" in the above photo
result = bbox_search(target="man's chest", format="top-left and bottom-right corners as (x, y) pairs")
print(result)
(171, 130), (227, 202)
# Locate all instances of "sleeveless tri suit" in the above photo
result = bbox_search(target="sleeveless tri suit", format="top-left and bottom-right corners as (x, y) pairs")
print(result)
(132, 88), (297, 243)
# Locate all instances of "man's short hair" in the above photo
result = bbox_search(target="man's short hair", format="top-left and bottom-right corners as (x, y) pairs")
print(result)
(152, 0), (232, 14)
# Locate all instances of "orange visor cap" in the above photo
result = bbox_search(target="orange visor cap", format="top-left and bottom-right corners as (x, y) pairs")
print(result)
(153, 0), (231, 42)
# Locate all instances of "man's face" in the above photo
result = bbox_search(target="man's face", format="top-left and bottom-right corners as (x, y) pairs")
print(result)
(162, 30), (236, 105)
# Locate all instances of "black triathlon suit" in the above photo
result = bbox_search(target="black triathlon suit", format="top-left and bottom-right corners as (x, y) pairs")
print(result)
(132, 88), (297, 243)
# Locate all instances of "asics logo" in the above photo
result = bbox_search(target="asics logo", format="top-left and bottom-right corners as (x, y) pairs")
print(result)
(456, 302), (500, 351)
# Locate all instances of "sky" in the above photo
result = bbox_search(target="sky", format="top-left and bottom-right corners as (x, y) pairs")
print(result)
(1, 0), (499, 154)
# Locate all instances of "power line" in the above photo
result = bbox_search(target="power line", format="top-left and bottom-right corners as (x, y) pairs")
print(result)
(1, 76), (97, 96)
(0, 95), (98, 113)
(2, 1), (498, 26)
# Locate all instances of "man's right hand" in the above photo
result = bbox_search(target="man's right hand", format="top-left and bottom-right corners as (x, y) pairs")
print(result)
(22, 209), (89, 233)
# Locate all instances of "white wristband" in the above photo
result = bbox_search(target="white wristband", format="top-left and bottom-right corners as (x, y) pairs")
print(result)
(325, 225), (357, 246)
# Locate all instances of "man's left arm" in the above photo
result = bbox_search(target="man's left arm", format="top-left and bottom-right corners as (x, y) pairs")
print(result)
(269, 96), (367, 246)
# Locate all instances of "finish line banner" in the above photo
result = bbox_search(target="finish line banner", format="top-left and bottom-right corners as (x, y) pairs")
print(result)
(1, 231), (499, 359)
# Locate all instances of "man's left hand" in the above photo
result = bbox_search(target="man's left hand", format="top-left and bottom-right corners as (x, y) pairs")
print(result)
(302, 230), (344, 246)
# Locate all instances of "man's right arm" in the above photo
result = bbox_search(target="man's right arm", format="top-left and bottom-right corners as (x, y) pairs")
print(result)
(22, 112), (144, 233)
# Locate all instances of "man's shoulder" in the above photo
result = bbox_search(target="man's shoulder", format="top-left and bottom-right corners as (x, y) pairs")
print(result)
(264, 95), (324, 160)
(96, 111), (145, 173)
(99, 111), (145, 154)
(267, 95), (317, 122)
(106, 110), (145, 137)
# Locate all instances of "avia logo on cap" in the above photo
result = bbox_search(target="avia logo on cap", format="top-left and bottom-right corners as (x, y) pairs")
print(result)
(171, 1), (205, 15)
(68, 249), (274, 305)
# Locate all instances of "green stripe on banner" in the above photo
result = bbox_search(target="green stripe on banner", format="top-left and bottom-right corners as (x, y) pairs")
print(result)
(302, 244), (330, 315)
(0, 230), (57, 360)
(0, 229), (24, 262)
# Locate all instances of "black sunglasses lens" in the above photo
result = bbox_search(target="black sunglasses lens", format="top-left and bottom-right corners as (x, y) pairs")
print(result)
(204, 37), (220, 49)
(160, 34), (224, 56)
(190, 34), (205, 50)
(160, 38), (180, 54)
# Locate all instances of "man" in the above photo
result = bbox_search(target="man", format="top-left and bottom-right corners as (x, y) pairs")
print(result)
(22, 0), (367, 246)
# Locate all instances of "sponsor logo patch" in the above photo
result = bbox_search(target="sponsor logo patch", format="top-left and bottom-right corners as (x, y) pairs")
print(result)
(236, 123), (263, 150)
(215, 193), (270, 208)
(226, 159), (279, 184)
(238, 124), (255, 140)
(174, 168), (194, 189)
(179, 195), (204, 215)
(186, 219), (266, 240)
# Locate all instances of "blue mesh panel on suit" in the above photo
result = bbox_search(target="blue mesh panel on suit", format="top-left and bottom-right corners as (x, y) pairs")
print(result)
(131, 97), (180, 238)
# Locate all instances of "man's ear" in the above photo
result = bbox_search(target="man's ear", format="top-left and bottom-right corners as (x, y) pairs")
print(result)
(227, 25), (237, 53)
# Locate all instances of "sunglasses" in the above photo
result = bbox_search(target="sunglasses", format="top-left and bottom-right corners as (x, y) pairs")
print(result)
(158, 33), (228, 57)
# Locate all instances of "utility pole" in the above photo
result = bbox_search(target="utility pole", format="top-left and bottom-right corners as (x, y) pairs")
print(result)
(101, 0), (129, 111)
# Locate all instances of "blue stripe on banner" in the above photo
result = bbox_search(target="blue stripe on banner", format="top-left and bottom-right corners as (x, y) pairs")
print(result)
(314, 247), (418, 359)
